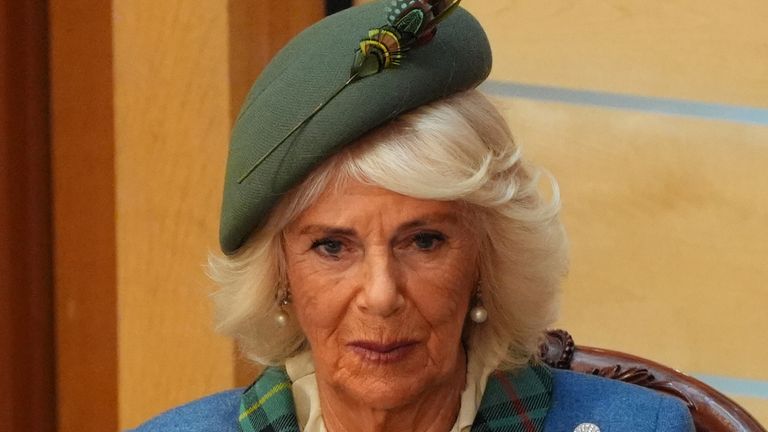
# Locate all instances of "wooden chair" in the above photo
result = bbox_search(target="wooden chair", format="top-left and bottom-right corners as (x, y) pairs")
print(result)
(539, 330), (766, 432)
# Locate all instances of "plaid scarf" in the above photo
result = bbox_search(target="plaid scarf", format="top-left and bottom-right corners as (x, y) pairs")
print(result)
(238, 363), (553, 432)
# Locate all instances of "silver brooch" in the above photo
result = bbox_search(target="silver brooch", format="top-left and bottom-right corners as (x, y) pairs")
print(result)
(573, 423), (601, 432)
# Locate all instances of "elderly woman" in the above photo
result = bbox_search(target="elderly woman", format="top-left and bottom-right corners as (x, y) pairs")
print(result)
(135, 1), (693, 431)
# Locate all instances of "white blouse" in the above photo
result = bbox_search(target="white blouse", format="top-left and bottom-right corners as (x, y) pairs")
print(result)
(285, 350), (495, 432)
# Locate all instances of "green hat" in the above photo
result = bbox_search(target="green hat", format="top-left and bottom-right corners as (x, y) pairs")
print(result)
(220, 0), (492, 254)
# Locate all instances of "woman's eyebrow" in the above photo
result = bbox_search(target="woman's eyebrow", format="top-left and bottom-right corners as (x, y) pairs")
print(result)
(298, 225), (357, 237)
(297, 212), (460, 236)
(397, 212), (460, 232)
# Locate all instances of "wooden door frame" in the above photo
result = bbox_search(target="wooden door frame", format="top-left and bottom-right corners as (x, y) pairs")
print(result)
(0, 1), (55, 431)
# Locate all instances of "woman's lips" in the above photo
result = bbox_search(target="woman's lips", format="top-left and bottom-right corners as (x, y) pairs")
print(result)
(348, 340), (418, 363)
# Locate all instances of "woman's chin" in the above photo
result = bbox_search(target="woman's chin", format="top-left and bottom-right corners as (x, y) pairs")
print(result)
(335, 375), (427, 410)
(326, 349), (452, 410)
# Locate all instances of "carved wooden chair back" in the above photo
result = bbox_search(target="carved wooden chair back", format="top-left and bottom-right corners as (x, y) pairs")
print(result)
(540, 330), (766, 432)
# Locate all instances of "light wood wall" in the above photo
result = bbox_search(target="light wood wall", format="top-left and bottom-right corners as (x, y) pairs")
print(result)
(471, 1), (768, 108)
(112, 1), (235, 427)
(498, 98), (768, 372)
(459, 0), (768, 425)
(113, 0), (322, 429)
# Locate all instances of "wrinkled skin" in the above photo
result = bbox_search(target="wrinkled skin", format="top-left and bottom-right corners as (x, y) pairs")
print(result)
(283, 180), (481, 432)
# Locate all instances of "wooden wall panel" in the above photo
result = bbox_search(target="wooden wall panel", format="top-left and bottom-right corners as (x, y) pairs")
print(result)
(229, 0), (325, 112)
(499, 97), (768, 422)
(732, 397), (768, 427)
(0, 1), (54, 431)
(112, 1), (235, 428)
(113, 0), (323, 427)
(49, 0), (325, 428)
(463, 1), (768, 108)
(50, 0), (118, 431)
(497, 97), (768, 381)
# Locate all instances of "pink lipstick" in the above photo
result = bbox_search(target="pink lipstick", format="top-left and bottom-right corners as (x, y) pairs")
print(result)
(348, 340), (418, 363)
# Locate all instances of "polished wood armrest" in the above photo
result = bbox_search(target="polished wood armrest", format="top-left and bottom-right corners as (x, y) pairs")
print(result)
(539, 329), (766, 432)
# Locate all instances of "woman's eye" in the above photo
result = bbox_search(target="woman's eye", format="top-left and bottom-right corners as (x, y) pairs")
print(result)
(411, 232), (445, 251)
(311, 238), (343, 258)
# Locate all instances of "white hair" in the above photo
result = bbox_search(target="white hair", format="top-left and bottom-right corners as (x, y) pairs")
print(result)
(208, 90), (568, 370)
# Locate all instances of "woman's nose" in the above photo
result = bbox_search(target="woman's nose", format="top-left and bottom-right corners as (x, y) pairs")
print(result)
(356, 248), (404, 317)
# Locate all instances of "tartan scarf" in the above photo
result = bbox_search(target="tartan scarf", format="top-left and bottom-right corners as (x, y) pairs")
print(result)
(238, 363), (553, 432)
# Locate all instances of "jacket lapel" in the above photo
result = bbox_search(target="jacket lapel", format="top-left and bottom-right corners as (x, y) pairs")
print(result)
(471, 364), (553, 432)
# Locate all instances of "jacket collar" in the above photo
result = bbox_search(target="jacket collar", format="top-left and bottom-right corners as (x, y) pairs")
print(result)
(238, 363), (552, 432)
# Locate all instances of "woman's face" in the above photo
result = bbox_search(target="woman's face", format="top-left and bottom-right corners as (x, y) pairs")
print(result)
(283, 179), (480, 409)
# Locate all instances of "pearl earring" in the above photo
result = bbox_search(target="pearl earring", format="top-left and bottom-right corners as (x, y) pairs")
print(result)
(275, 287), (291, 327)
(469, 283), (488, 323)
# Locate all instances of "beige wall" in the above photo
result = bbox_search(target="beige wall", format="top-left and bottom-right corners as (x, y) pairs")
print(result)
(461, 0), (768, 425)
(111, 1), (323, 429)
(471, 1), (768, 107)
(112, 1), (235, 427)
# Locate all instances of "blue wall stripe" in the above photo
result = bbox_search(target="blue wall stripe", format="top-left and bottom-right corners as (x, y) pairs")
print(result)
(692, 374), (768, 400)
(480, 81), (768, 126)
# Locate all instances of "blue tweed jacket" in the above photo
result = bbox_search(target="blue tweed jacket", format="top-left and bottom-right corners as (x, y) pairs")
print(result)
(131, 368), (694, 432)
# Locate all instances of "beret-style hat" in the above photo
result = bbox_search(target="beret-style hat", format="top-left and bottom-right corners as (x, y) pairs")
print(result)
(220, 0), (492, 254)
